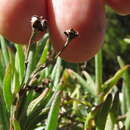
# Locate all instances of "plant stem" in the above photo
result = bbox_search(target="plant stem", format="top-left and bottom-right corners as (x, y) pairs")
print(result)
(95, 50), (103, 101)
(55, 38), (71, 59)
(26, 30), (38, 61)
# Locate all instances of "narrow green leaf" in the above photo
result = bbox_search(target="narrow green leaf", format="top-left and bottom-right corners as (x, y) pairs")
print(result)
(34, 34), (49, 66)
(18, 91), (35, 125)
(38, 67), (52, 84)
(45, 89), (60, 108)
(27, 88), (49, 115)
(0, 52), (5, 81)
(102, 65), (130, 94)
(51, 57), (62, 88)
(26, 107), (49, 130)
(24, 43), (36, 84)
(25, 90), (52, 129)
(0, 50), (6, 68)
(39, 39), (49, 65)
(45, 90), (62, 130)
(68, 69), (96, 96)
(15, 45), (25, 83)
(121, 87), (128, 114)
(12, 70), (20, 94)
(117, 56), (130, 110)
(13, 120), (21, 130)
(95, 94), (112, 130)
(0, 35), (9, 66)
(82, 71), (96, 95)
(3, 64), (13, 111)
(110, 92), (120, 124)
(105, 114), (114, 130)
(105, 92), (120, 130)
(125, 110), (130, 130)
(0, 87), (9, 130)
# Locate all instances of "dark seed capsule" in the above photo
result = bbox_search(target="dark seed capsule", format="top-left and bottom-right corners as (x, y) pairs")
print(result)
(64, 28), (79, 40)
(31, 15), (48, 32)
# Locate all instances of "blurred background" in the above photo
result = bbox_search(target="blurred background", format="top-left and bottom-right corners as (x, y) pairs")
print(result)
(86, 6), (130, 80)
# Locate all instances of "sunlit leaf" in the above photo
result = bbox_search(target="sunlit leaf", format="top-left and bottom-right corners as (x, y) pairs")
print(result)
(3, 64), (13, 111)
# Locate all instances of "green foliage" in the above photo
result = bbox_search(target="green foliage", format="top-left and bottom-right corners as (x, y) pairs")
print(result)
(0, 8), (130, 130)
(95, 94), (112, 130)
(3, 64), (14, 111)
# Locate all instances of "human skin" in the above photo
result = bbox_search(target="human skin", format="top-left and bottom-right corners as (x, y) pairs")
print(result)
(0, 0), (47, 44)
(47, 0), (106, 63)
(106, 0), (130, 15)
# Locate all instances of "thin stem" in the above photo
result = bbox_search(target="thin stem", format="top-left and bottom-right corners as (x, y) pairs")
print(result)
(55, 38), (71, 59)
(26, 30), (38, 61)
(95, 50), (103, 99)
(24, 17), (48, 85)
(29, 29), (79, 83)
(30, 36), (71, 80)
